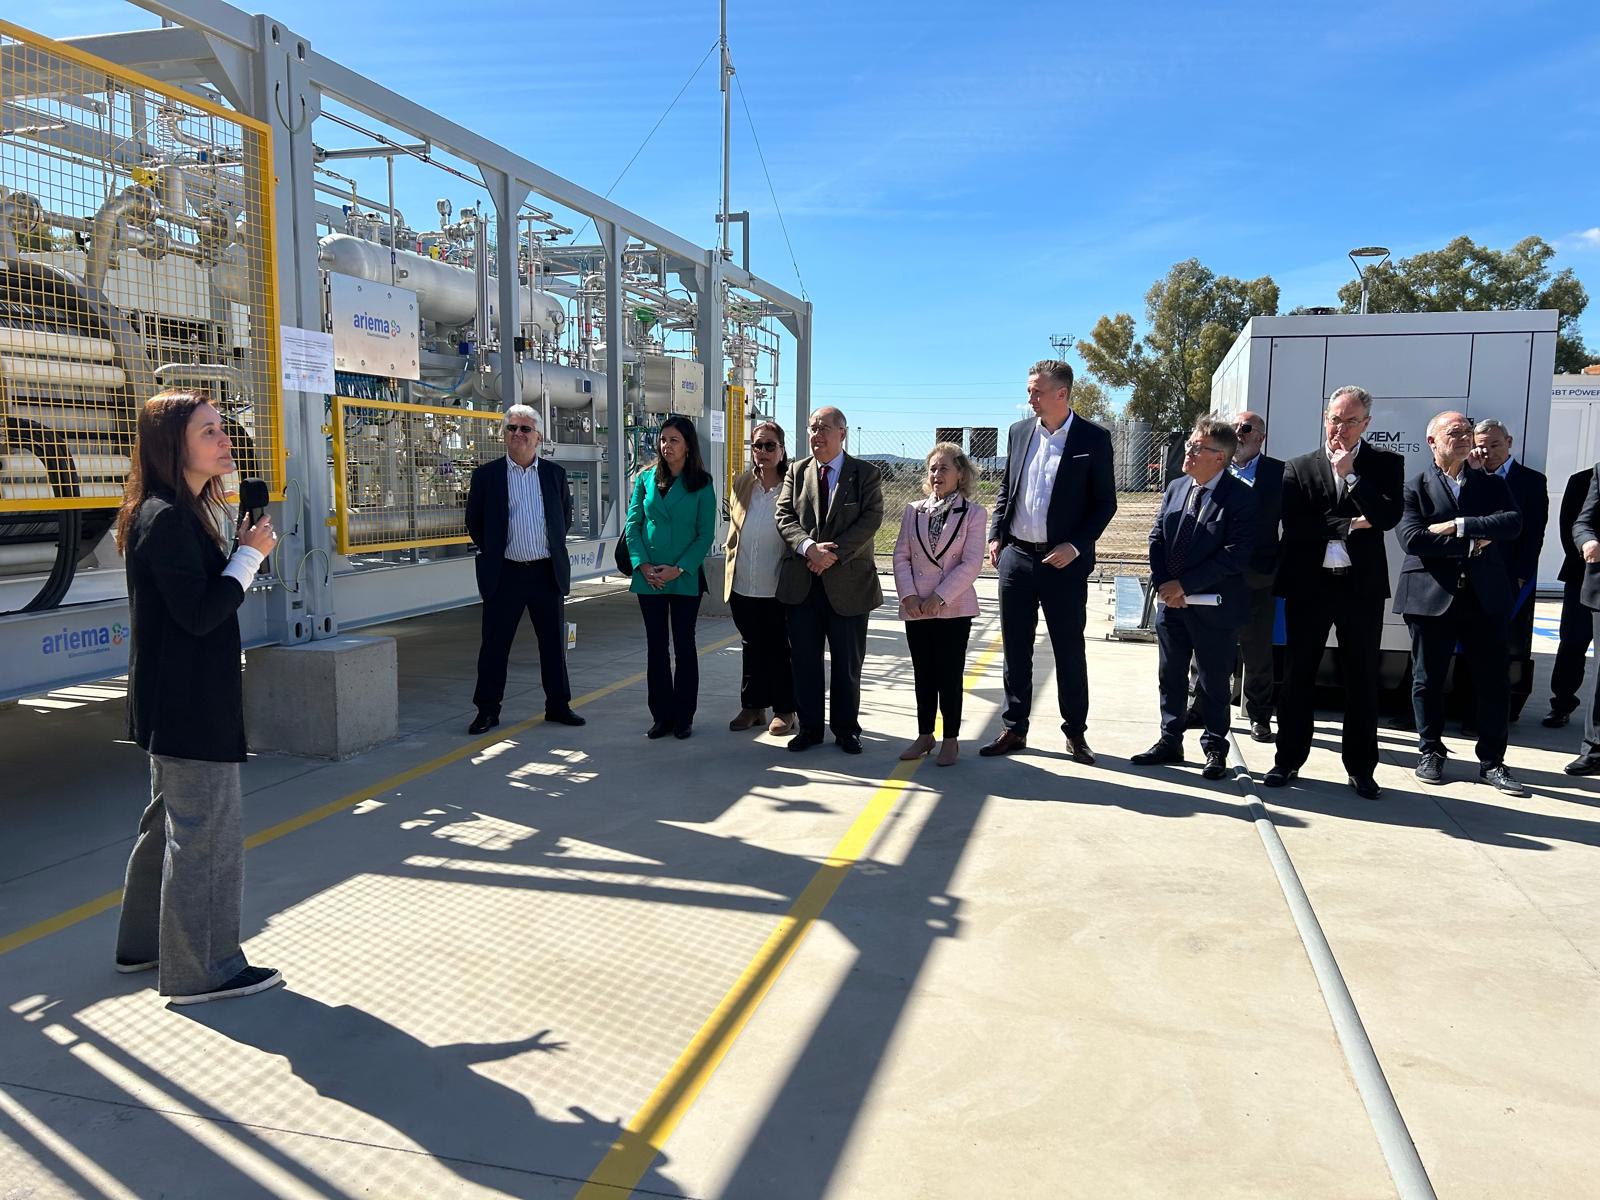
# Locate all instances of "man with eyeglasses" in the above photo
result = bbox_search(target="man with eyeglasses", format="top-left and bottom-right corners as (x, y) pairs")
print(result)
(983, 360), (1117, 763)
(1393, 412), (1525, 796)
(1186, 411), (1284, 742)
(1472, 418), (1546, 723)
(774, 406), (884, 754)
(463, 404), (586, 735)
(1263, 385), (1404, 799)
(1132, 415), (1257, 780)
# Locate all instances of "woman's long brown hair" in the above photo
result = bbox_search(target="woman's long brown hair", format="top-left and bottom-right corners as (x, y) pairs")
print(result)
(115, 390), (228, 554)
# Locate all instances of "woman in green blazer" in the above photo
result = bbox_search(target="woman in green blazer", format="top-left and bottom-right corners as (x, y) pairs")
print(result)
(626, 414), (717, 738)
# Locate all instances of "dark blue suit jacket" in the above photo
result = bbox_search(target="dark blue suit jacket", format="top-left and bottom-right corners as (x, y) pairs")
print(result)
(988, 414), (1117, 576)
(1393, 466), (1520, 618)
(1148, 469), (1258, 627)
(465, 456), (574, 599)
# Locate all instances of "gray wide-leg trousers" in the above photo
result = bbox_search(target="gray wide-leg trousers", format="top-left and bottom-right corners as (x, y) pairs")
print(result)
(116, 754), (247, 997)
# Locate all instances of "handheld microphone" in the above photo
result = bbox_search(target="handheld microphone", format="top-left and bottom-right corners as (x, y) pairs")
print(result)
(236, 477), (269, 548)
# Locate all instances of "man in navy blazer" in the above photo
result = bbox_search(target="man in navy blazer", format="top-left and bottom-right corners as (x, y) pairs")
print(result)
(464, 405), (585, 735)
(1544, 468), (1595, 728)
(1562, 464), (1600, 774)
(982, 360), (1117, 764)
(1394, 411), (1524, 795)
(1474, 418), (1547, 721)
(1133, 416), (1257, 780)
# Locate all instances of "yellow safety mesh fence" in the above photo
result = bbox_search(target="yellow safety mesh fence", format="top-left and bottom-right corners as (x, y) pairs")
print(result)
(332, 397), (506, 553)
(0, 19), (282, 513)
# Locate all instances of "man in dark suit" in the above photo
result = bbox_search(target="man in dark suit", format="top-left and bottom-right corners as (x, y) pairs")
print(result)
(464, 405), (586, 735)
(982, 359), (1117, 764)
(1563, 466), (1600, 775)
(1133, 416), (1257, 780)
(1263, 385), (1404, 799)
(1395, 411), (1525, 795)
(1544, 468), (1594, 728)
(1474, 418), (1547, 722)
(774, 406), (884, 754)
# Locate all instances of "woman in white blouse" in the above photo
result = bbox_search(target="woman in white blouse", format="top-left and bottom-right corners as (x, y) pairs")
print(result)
(723, 420), (797, 735)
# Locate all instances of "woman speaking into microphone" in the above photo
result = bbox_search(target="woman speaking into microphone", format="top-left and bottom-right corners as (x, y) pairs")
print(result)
(112, 390), (283, 1005)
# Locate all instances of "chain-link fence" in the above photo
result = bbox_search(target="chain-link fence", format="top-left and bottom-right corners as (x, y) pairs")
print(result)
(850, 423), (1175, 578)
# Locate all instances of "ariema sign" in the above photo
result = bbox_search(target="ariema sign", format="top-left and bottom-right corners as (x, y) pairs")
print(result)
(40, 621), (127, 658)
(353, 311), (400, 339)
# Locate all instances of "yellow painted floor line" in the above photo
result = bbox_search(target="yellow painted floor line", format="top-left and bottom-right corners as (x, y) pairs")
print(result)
(577, 633), (1004, 1197)
(0, 633), (741, 960)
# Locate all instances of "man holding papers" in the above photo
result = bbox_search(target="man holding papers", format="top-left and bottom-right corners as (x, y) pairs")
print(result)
(1133, 416), (1257, 780)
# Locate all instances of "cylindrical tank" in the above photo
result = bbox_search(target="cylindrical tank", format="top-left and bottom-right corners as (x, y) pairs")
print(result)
(317, 233), (566, 338)
(475, 359), (605, 410)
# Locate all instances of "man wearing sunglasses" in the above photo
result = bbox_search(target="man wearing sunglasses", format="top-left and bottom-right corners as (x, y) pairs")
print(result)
(464, 405), (586, 735)
(1218, 412), (1284, 743)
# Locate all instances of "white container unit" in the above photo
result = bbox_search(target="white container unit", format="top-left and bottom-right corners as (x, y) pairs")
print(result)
(1211, 309), (1558, 677)
(1537, 375), (1600, 591)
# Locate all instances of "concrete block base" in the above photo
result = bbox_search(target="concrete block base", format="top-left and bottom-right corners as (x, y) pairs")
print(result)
(244, 635), (398, 759)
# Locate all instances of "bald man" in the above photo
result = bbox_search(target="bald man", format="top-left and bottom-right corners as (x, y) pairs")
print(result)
(1394, 411), (1524, 796)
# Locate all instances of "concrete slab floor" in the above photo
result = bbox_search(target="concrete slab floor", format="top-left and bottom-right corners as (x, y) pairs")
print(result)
(0, 579), (1594, 1198)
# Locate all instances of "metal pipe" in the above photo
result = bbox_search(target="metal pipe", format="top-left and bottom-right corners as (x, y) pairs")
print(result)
(719, 0), (732, 261)
(85, 185), (153, 294)
(317, 142), (430, 160)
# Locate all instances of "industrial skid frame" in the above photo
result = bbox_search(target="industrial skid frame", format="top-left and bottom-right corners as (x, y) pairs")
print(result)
(0, 0), (813, 701)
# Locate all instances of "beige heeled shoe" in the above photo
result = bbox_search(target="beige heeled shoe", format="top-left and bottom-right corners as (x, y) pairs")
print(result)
(767, 712), (796, 736)
(899, 734), (935, 761)
(936, 738), (960, 767)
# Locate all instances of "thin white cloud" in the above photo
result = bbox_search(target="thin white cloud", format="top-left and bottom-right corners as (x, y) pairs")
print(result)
(1559, 228), (1600, 253)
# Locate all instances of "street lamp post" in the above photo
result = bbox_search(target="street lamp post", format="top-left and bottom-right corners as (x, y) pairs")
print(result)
(1348, 246), (1391, 315)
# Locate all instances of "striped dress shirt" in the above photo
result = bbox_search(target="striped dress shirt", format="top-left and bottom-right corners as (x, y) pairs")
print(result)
(505, 456), (550, 562)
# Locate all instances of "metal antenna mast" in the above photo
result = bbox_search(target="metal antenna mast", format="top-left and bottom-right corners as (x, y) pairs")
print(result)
(719, 0), (733, 259)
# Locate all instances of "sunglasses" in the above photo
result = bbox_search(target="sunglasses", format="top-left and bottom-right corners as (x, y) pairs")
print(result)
(1235, 423), (1254, 434)
(505, 423), (536, 434)
(752, 440), (780, 452)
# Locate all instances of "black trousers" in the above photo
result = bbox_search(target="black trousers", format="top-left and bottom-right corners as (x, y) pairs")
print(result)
(905, 616), (973, 736)
(729, 591), (795, 713)
(1160, 606), (1236, 754)
(1406, 586), (1510, 764)
(1550, 578), (1593, 716)
(1582, 609), (1600, 754)
(639, 592), (701, 731)
(1187, 582), (1276, 721)
(473, 559), (570, 713)
(1507, 585), (1536, 720)
(786, 577), (868, 739)
(997, 543), (1090, 737)
(1274, 582), (1383, 776)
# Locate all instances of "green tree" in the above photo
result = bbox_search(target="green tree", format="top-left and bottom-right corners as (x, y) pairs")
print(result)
(1337, 236), (1594, 372)
(1078, 259), (1278, 432)
(1069, 377), (1114, 423)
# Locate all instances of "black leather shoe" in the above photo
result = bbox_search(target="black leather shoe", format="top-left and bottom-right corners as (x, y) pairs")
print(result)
(1543, 710), (1573, 729)
(1201, 749), (1229, 780)
(674, 725), (693, 740)
(1065, 734), (1096, 766)
(1131, 740), (1183, 766)
(1249, 721), (1275, 743)
(546, 709), (587, 727)
(468, 709), (500, 735)
(646, 722), (673, 739)
(1347, 774), (1382, 800)
(788, 730), (824, 752)
(1564, 753), (1600, 776)
(836, 733), (863, 754)
(1261, 766), (1297, 788)
(979, 730), (1027, 757)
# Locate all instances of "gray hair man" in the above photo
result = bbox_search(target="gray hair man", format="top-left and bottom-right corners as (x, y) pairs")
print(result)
(1262, 385), (1404, 799)
(463, 404), (586, 734)
(1473, 417), (1548, 721)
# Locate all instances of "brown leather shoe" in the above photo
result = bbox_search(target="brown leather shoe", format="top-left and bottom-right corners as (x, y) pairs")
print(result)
(979, 730), (1027, 757)
(728, 707), (766, 732)
(1065, 734), (1096, 766)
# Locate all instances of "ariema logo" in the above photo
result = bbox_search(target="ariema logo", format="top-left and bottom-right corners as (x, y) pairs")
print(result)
(41, 622), (127, 658)
(353, 311), (401, 339)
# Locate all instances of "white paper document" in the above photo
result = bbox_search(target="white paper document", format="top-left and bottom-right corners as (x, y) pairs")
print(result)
(1157, 592), (1222, 606)
(280, 326), (336, 394)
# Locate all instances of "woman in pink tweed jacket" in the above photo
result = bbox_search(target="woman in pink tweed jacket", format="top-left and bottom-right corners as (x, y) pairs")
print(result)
(892, 442), (988, 766)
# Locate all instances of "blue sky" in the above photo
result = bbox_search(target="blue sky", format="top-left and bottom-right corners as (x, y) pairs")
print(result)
(27, 0), (1600, 445)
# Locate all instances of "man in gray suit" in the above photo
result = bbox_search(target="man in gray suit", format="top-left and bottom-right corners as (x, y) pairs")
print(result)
(775, 407), (884, 754)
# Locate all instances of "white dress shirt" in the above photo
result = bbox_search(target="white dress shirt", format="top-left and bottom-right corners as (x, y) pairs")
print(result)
(1010, 413), (1073, 544)
(505, 455), (550, 561)
(732, 476), (784, 598)
(1321, 441), (1361, 569)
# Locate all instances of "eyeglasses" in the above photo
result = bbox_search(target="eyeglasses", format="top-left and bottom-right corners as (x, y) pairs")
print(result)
(1235, 422), (1254, 434)
(752, 440), (780, 452)
(505, 423), (536, 434)
(1184, 442), (1224, 456)
(808, 421), (840, 434)
(1326, 415), (1367, 429)
(1438, 426), (1473, 439)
